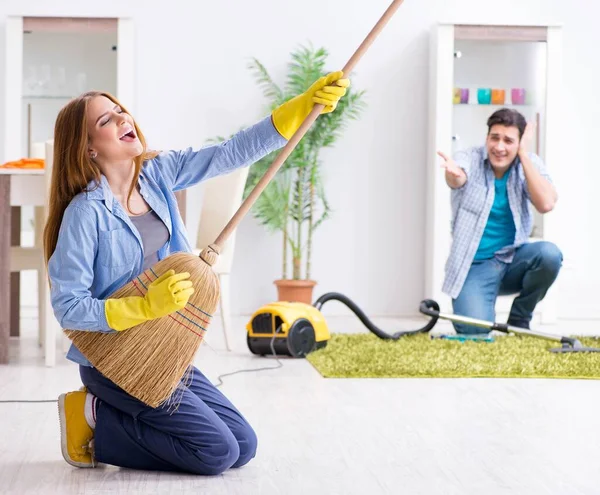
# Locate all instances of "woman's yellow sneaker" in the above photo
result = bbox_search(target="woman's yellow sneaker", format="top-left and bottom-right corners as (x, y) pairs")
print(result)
(58, 390), (95, 468)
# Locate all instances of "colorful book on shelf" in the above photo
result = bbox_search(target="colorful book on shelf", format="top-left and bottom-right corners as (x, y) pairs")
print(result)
(0, 158), (45, 169)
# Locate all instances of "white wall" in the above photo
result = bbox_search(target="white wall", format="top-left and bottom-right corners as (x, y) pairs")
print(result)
(1, 0), (599, 319)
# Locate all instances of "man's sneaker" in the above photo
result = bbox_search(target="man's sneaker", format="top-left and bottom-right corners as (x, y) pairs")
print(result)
(58, 390), (95, 468)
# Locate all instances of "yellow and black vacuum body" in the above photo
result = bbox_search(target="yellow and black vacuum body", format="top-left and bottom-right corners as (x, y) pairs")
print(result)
(246, 300), (330, 357)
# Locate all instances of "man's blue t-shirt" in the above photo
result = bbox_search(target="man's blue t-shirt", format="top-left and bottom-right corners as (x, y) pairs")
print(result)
(474, 172), (516, 260)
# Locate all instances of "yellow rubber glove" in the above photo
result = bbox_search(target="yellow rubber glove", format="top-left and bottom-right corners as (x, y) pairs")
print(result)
(271, 71), (350, 140)
(105, 269), (194, 331)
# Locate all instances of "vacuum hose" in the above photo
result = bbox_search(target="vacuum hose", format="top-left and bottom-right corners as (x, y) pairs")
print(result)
(313, 292), (440, 340)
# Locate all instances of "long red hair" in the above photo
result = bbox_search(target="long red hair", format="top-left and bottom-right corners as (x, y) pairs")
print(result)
(43, 91), (158, 265)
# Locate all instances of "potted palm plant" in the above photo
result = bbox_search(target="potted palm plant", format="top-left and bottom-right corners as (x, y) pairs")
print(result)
(245, 44), (366, 303)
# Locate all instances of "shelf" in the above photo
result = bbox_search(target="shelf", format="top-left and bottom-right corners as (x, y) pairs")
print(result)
(22, 95), (74, 100)
(453, 103), (533, 107)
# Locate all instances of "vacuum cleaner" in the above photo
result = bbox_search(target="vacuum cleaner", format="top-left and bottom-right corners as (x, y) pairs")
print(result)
(246, 292), (600, 357)
(246, 293), (440, 357)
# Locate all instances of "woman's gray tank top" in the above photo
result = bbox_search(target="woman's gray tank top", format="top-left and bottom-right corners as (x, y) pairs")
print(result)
(129, 210), (170, 270)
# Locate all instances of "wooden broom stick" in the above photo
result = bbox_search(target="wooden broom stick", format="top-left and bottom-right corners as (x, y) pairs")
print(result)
(201, 0), (405, 261)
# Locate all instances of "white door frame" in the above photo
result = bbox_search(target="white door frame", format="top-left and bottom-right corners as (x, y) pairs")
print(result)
(425, 22), (563, 323)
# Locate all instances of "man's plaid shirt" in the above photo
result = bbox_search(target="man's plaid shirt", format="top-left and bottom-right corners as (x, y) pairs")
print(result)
(442, 146), (553, 299)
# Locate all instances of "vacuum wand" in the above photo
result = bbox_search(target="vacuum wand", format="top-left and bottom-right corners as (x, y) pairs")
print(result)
(419, 299), (600, 353)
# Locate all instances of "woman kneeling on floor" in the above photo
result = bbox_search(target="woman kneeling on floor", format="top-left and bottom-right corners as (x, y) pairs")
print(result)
(45, 72), (349, 474)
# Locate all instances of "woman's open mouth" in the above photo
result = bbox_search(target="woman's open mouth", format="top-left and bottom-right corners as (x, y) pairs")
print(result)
(119, 127), (137, 142)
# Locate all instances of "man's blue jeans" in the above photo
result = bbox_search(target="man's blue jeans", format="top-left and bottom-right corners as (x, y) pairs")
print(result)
(452, 241), (563, 334)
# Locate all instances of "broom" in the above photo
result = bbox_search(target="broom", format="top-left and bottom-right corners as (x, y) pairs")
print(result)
(65, 0), (406, 408)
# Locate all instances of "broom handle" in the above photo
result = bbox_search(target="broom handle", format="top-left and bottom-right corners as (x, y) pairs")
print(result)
(211, 0), (404, 249)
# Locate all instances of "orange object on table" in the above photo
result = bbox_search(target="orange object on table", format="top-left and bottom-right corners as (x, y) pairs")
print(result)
(0, 158), (45, 169)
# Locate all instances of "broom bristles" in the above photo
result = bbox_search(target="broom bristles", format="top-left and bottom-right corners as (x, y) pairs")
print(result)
(65, 252), (220, 408)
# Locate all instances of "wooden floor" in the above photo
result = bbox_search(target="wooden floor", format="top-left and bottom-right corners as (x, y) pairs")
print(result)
(2, 297), (600, 494)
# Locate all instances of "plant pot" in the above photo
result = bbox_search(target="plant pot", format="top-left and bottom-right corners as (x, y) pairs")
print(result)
(274, 279), (317, 304)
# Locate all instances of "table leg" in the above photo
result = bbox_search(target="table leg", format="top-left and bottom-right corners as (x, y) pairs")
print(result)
(0, 176), (11, 364)
(10, 206), (20, 337)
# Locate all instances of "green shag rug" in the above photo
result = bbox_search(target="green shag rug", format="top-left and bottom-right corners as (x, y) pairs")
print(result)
(306, 333), (600, 380)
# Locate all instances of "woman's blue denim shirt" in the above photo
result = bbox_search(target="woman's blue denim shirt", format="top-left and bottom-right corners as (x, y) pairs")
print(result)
(47, 116), (286, 367)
